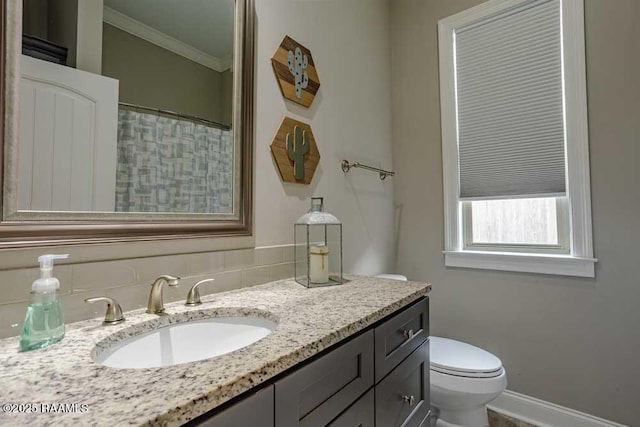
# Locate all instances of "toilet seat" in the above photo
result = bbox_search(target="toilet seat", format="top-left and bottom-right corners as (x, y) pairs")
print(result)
(430, 337), (504, 379)
(431, 364), (503, 378)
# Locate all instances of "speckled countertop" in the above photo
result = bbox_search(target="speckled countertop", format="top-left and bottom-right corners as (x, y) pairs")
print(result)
(0, 276), (430, 427)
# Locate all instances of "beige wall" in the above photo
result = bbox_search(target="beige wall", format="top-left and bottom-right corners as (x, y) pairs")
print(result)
(221, 69), (233, 126)
(254, 0), (395, 276)
(75, 0), (102, 74)
(1, 0), (394, 337)
(390, 0), (640, 424)
(101, 24), (228, 124)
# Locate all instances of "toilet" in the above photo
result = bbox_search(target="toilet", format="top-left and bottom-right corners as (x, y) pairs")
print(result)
(375, 275), (506, 427)
(430, 337), (507, 427)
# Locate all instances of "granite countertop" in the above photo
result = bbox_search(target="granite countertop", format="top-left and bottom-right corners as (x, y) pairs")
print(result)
(0, 276), (430, 427)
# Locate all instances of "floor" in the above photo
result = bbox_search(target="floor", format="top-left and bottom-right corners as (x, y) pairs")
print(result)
(488, 409), (539, 427)
(427, 409), (538, 427)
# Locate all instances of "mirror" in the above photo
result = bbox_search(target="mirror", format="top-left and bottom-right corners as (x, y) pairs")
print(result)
(0, 0), (255, 246)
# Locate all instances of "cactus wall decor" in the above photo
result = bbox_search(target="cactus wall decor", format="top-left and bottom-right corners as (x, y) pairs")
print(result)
(288, 47), (309, 99)
(287, 125), (310, 180)
(271, 36), (320, 108)
(271, 117), (320, 185)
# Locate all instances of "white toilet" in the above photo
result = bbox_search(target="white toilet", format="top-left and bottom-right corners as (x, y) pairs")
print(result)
(430, 337), (507, 427)
(374, 275), (506, 427)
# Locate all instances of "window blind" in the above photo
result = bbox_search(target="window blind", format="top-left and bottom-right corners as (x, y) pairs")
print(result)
(455, 0), (566, 200)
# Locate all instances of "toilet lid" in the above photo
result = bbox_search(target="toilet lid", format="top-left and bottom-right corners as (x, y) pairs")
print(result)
(430, 337), (503, 378)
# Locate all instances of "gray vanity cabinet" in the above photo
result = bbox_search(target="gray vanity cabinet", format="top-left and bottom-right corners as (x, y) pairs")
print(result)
(192, 384), (274, 427)
(375, 340), (430, 427)
(189, 297), (429, 427)
(374, 298), (430, 382)
(274, 330), (374, 427)
(328, 389), (374, 427)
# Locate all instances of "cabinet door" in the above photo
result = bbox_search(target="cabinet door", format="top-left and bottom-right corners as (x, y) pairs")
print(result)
(190, 385), (274, 427)
(19, 55), (118, 211)
(375, 297), (429, 382)
(375, 340), (430, 427)
(328, 389), (374, 427)
(275, 330), (374, 427)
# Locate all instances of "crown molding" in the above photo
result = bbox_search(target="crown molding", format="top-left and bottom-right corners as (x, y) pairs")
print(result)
(103, 7), (232, 72)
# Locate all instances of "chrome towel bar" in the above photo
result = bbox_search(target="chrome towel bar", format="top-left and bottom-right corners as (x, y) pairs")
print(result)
(341, 160), (395, 180)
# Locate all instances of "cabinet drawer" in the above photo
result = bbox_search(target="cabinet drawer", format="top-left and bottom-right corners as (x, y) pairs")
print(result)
(375, 340), (430, 427)
(374, 297), (429, 382)
(328, 389), (374, 427)
(191, 385), (274, 427)
(275, 330), (374, 427)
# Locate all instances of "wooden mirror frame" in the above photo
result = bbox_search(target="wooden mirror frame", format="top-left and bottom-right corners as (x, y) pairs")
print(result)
(0, 0), (254, 249)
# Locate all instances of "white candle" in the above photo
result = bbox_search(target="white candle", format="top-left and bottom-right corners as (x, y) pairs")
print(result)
(309, 245), (329, 284)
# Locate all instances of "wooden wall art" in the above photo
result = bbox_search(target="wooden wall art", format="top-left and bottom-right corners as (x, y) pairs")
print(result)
(271, 36), (320, 108)
(270, 117), (320, 184)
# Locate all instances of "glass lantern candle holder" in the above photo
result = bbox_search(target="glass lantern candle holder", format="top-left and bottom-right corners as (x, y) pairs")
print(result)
(294, 197), (343, 288)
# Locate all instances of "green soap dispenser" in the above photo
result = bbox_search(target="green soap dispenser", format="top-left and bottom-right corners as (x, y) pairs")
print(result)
(19, 254), (69, 352)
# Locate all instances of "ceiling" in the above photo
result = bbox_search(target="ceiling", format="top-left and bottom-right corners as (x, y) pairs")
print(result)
(104, 0), (234, 60)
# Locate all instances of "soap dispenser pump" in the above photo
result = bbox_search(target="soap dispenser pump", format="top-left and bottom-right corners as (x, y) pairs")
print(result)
(19, 254), (69, 352)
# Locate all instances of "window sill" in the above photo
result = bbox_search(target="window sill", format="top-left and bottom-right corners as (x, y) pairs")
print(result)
(443, 250), (597, 278)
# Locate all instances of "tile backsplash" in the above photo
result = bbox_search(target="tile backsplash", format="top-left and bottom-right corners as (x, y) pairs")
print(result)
(0, 245), (294, 339)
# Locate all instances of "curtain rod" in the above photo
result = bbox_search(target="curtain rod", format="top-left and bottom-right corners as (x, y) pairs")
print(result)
(118, 102), (231, 131)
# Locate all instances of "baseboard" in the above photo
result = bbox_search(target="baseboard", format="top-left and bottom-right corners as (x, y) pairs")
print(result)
(487, 390), (628, 427)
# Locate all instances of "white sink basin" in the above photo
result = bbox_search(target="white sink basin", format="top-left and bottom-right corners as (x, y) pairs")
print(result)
(96, 317), (277, 369)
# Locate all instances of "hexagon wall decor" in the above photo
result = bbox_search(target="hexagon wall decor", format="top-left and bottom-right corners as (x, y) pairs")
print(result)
(271, 36), (320, 108)
(270, 117), (320, 185)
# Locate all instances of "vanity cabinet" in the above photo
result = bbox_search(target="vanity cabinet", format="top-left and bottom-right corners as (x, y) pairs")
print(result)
(191, 297), (429, 427)
(328, 389), (374, 427)
(375, 340), (430, 427)
(193, 385), (274, 427)
(375, 298), (430, 382)
(274, 330), (374, 427)
(372, 298), (431, 426)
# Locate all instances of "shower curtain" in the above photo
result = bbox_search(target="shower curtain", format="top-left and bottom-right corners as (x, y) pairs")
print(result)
(115, 109), (233, 213)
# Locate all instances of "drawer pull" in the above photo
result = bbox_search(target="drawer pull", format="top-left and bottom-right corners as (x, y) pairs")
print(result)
(402, 395), (415, 406)
(402, 329), (414, 340)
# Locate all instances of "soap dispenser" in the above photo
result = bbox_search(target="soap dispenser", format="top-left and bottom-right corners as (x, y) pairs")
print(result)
(19, 254), (69, 352)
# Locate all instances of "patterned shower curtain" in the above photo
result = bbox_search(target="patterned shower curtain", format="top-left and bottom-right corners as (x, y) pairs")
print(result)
(115, 109), (233, 213)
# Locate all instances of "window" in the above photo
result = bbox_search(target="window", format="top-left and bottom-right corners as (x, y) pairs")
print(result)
(438, 0), (596, 277)
(463, 197), (569, 251)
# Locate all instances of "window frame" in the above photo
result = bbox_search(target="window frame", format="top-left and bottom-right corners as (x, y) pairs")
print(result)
(438, 0), (596, 277)
(462, 197), (571, 255)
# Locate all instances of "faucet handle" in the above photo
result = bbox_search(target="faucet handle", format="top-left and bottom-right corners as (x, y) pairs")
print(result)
(185, 278), (215, 306)
(85, 296), (125, 325)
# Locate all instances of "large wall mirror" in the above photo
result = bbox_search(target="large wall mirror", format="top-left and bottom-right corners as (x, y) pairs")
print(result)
(0, 0), (254, 247)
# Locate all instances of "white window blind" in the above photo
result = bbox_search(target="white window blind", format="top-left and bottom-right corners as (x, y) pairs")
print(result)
(455, 0), (566, 200)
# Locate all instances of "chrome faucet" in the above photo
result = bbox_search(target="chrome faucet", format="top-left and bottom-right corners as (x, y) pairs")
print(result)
(147, 275), (180, 314)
